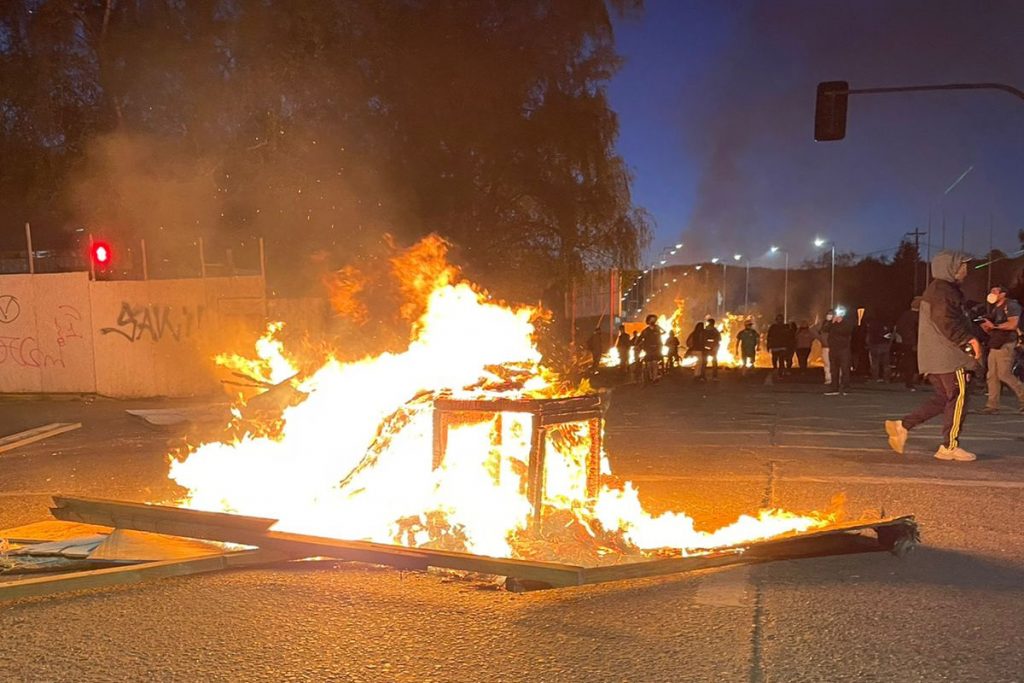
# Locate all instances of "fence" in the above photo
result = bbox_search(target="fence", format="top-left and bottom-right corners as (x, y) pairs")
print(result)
(0, 272), (266, 397)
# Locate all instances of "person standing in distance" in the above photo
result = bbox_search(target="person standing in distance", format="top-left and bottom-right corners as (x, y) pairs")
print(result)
(825, 308), (855, 395)
(886, 251), (982, 461)
(980, 285), (1024, 414)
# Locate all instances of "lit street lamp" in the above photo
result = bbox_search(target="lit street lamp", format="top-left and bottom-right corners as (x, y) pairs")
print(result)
(814, 237), (836, 310)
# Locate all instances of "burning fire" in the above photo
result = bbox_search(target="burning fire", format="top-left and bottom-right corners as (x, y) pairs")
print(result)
(216, 322), (297, 386)
(170, 237), (830, 564)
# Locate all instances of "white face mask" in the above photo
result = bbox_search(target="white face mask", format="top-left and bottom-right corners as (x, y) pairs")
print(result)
(987, 293), (1000, 305)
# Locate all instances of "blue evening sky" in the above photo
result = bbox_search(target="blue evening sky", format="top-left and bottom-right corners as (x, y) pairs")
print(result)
(608, 0), (1024, 267)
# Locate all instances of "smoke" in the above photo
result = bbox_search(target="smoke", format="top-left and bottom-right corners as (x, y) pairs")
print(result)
(678, 0), (1024, 259)
(66, 128), (403, 295)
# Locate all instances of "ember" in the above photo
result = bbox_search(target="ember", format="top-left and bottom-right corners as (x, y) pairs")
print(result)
(169, 236), (831, 565)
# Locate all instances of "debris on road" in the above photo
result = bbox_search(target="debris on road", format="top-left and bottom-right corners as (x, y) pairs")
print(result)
(0, 422), (82, 455)
(0, 495), (919, 603)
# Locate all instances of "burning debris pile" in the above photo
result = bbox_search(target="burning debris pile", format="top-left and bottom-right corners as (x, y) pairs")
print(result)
(170, 236), (835, 566)
(0, 237), (920, 601)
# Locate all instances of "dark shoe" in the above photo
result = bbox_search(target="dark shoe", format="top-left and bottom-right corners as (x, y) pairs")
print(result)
(981, 407), (999, 415)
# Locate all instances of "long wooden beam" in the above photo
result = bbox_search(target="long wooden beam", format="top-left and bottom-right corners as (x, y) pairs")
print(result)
(577, 516), (917, 587)
(0, 549), (286, 603)
(49, 497), (915, 591)
(50, 496), (584, 587)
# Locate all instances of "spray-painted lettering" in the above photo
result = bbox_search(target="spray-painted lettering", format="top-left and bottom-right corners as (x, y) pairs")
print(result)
(0, 305), (83, 369)
(0, 335), (62, 368)
(100, 302), (205, 342)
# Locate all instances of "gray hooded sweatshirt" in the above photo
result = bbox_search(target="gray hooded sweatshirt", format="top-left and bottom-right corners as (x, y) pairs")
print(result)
(917, 251), (978, 375)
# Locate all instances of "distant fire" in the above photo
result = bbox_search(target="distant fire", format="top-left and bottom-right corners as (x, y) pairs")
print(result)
(170, 236), (830, 564)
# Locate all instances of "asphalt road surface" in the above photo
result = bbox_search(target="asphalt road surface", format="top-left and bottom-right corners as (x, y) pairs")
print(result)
(1, 371), (1023, 682)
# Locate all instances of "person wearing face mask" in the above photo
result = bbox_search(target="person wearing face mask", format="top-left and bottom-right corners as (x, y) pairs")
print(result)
(885, 251), (982, 462)
(816, 311), (834, 385)
(979, 285), (1024, 414)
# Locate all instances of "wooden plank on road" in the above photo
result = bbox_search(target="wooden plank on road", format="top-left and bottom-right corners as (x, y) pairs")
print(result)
(0, 423), (82, 455)
(0, 549), (287, 603)
(51, 496), (582, 586)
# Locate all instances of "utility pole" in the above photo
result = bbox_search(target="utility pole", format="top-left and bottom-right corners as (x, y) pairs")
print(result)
(905, 228), (927, 294)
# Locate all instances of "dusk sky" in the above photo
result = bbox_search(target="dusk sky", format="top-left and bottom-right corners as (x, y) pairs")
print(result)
(608, 0), (1024, 268)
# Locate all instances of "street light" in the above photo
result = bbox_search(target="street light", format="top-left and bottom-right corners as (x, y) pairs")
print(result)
(813, 237), (836, 309)
(770, 246), (790, 322)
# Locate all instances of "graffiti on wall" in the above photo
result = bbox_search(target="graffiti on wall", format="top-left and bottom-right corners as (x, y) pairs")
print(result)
(0, 294), (22, 324)
(0, 305), (84, 369)
(100, 302), (206, 343)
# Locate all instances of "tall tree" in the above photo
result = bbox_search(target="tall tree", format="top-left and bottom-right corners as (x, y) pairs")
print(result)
(0, 0), (649, 299)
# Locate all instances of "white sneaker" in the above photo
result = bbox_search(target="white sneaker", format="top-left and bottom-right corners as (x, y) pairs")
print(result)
(935, 445), (976, 462)
(885, 420), (908, 454)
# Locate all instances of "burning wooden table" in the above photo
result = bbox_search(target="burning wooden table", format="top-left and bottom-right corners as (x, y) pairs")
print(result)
(432, 395), (603, 524)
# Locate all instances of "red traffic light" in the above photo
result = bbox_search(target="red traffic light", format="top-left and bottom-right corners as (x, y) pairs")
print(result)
(91, 241), (112, 266)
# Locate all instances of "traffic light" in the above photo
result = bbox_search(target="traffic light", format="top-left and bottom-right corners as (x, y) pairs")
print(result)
(91, 241), (112, 269)
(814, 81), (849, 141)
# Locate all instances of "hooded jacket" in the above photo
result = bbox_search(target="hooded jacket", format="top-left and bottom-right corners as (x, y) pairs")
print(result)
(917, 251), (978, 375)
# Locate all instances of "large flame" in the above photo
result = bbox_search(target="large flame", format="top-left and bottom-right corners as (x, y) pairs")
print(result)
(170, 237), (830, 563)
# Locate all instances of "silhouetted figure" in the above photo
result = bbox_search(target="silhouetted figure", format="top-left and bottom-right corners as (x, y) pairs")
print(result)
(665, 329), (681, 369)
(894, 298), (921, 390)
(795, 321), (814, 372)
(825, 309), (855, 394)
(736, 319), (759, 372)
(699, 318), (722, 380)
(767, 315), (791, 377)
(614, 324), (632, 373)
(865, 314), (893, 382)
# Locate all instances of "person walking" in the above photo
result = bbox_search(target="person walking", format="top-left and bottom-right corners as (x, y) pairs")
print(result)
(736, 318), (759, 373)
(980, 285), (1024, 414)
(766, 315), (790, 378)
(825, 308), (855, 395)
(699, 318), (722, 381)
(817, 311), (834, 385)
(637, 314), (664, 384)
(865, 314), (893, 383)
(795, 321), (814, 372)
(894, 297), (921, 390)
(885, 251), (982, 462)
(685, 322), (705, 378)
(614, 324), (632, 374)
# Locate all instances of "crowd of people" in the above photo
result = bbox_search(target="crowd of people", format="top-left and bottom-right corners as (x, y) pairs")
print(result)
(587, 251), (1023, 463)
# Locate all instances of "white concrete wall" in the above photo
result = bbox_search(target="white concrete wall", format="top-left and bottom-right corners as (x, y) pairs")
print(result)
(0, 273), (265, 397)
(0, 272), (96, 393)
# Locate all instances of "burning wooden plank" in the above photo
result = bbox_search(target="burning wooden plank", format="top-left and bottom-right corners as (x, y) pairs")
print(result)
(44, 495), (918, 596)
(50, 496), (581, 586)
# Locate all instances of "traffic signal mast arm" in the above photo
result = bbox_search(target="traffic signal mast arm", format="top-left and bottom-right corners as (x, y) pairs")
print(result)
(815, 80), (1024, 142)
